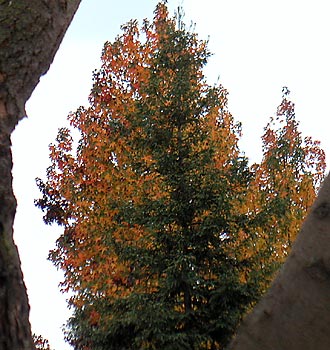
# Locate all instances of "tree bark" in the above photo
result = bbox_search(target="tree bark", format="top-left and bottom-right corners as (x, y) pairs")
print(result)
(228, 173), (330, 350)
(0, 1), (81, 349)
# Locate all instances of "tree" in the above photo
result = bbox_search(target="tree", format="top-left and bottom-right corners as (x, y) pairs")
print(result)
(36, 4), (258, 349)
(36, 3), (330, 349)
(2, 1), (329, 349)
(227, 92), (329, 349)
(242, 87), (326, 290)
(0, 1), (81, 348)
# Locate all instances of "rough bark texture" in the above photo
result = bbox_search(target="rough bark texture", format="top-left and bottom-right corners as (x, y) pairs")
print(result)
(0, 1), (81, 349)
(228, 173), (330, 350)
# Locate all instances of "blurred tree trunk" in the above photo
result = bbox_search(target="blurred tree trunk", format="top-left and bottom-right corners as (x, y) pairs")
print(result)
(229, 173), (330, 350)
(0, 1), (81, 349)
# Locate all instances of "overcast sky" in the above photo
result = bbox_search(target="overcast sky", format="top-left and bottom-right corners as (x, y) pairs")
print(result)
(11, 1), (330, 349)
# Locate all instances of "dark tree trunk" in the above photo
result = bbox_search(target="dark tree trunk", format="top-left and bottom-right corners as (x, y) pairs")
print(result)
(228, 173), (330, 350)
(0, 1), (81, 348)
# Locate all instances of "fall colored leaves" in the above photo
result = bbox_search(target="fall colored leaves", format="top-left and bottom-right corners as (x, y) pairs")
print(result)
(35, 3), (325, 350)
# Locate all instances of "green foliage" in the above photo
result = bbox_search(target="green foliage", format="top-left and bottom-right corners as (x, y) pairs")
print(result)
(37, 3), (257, 349)
(243, 87), (326, 289)
(35, 3), (326, 350)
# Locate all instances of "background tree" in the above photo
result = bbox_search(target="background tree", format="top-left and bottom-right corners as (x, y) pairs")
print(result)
(241, 87), (326, 290)
(228, 90), (328, 350)
(228, 176), (330, 350)
(36, 4), (258, 349)
(0, 1), (81, 349)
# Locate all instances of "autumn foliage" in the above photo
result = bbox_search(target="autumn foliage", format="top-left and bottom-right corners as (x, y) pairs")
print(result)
(36, 3), (326, 350)
(33, 334), (52, 350)
(243, 87), (326, 287)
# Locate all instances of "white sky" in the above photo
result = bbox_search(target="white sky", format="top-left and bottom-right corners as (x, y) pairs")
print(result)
(11, 1), (330, 349)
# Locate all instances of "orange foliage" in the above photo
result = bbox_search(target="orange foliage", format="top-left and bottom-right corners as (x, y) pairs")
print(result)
(33, 334), (52, 350)
(241, 87), (326, 283)
(37, 5), (238, 308)
(35, 5), (326, 348)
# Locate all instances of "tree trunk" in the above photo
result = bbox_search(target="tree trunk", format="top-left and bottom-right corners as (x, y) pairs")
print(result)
(228, 173), (330, 350)
(0, 1), (81, 349)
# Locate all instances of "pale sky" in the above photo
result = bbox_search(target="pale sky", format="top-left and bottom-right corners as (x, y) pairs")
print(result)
(11, 1), (330, 349)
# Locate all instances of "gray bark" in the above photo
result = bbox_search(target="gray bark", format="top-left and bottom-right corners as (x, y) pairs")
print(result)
(0, 1), (81, 349)
(228, 173), (330, 350)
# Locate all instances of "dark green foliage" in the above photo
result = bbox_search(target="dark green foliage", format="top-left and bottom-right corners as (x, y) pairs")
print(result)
(36, 3), (326, 350)
(61, 4), (257, 350)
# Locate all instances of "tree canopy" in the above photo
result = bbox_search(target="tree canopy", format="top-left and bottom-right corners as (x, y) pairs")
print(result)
(36, 3), (326, 349)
